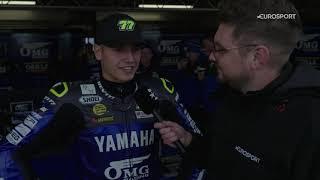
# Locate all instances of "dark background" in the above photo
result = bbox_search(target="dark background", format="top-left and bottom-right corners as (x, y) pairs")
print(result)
(0, 0), (319, 125)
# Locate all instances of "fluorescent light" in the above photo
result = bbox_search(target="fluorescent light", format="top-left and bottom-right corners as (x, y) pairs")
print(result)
(139, 4), (193, 9)
(0, 1), (36, 5)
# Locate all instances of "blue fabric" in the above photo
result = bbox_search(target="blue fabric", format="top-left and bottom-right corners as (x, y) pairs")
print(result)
(2, 78), (205, 180)
(0, 147), (23, 180)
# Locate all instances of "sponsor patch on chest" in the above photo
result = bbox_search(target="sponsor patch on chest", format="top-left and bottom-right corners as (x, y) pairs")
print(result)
(92, 103), (108, 116)
(79, 95), (103, 105)
(135, 111), (154, 119)
(94, 129), (155, 153)
(80, 84), (96, 95)
(91, 116), (114, 124)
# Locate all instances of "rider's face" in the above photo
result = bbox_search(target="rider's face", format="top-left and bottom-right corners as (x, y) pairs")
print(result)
(94, 44), (142, 83)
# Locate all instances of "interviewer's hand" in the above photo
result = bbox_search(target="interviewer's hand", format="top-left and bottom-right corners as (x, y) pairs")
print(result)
(154, 121), (192, 148)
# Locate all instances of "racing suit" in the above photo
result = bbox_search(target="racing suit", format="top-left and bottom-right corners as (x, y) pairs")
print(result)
(2, 77), (204, 180)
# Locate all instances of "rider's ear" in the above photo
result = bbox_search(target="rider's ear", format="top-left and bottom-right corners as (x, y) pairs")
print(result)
(93, 44), (102, 61)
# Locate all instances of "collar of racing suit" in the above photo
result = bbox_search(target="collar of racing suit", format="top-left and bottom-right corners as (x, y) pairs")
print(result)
(100, 78), (137, 99)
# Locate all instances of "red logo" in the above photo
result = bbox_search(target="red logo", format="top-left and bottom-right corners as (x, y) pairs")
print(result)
(275, 99), (288, 112)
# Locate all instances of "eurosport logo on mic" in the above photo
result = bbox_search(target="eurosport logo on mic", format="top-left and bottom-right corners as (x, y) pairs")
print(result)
(257, 14), (296, 20)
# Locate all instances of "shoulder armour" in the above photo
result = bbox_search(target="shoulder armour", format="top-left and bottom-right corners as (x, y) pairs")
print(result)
(49, 82), (69, 98)
(159, 78), (175, 94)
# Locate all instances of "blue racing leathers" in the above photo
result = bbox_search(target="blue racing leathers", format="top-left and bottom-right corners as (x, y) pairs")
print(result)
(2, 77), (204, 180)
(0, 144), (23, 180)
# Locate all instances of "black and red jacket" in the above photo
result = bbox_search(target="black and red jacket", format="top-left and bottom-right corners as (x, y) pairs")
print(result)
(188, 62), (320, 180)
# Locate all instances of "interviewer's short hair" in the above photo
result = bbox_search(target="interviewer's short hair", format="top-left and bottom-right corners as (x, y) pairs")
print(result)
(218, 0), (302, 56)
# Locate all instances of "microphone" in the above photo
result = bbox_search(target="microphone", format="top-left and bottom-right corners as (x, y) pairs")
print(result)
(134, 86), (186, 154)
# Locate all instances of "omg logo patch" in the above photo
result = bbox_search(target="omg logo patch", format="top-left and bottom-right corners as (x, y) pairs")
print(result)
(104, 154), (150, 180)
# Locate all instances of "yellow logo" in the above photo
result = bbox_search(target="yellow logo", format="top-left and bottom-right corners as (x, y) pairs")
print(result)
(96, 117), (114, 123)
(50, 82), (69, 98)
(93, 104), (107, 116)
(160, 78), (174, 94)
